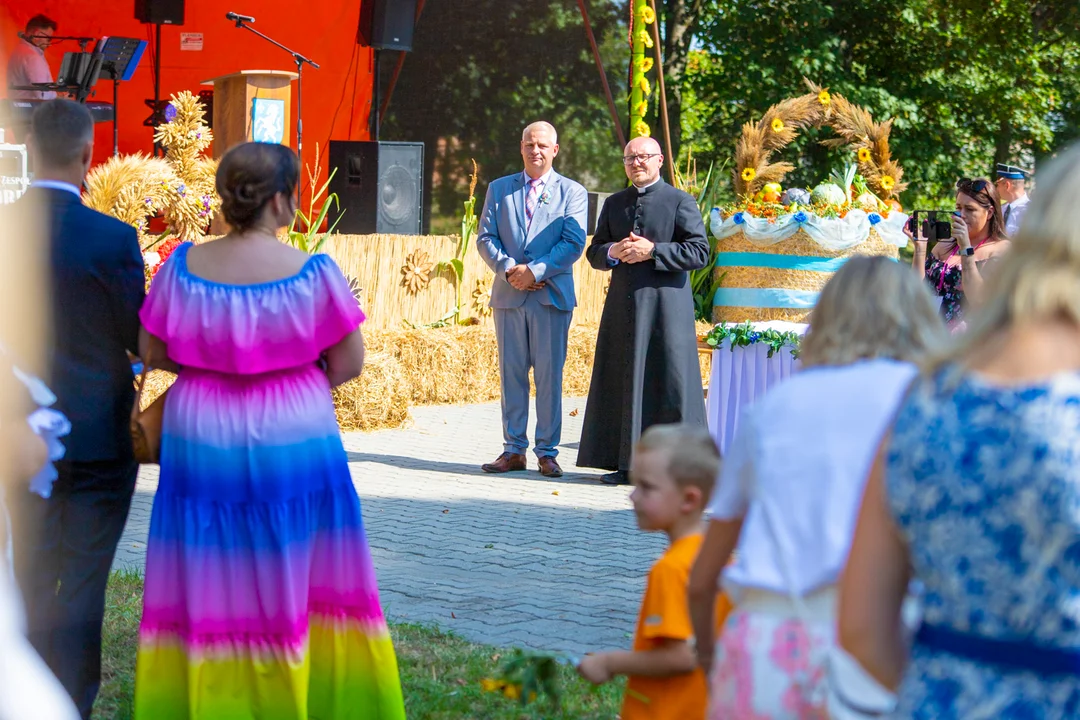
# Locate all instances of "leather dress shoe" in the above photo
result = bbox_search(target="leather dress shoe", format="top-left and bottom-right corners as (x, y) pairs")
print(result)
(481, 452), (526, 473)
(538, 456), (563, 478)
(600, 470), (629, 485)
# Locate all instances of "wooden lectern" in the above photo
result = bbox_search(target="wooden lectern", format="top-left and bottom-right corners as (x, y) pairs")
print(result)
(201, 70), (298, 157)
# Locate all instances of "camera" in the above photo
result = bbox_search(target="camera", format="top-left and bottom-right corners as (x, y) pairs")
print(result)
(905, 210), (954, 243)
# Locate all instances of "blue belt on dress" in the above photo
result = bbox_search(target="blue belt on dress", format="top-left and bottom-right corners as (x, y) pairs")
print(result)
(915, 622), (1080, 676)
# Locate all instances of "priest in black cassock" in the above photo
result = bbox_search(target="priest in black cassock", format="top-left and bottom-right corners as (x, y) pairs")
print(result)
(578, 136), (710, 485)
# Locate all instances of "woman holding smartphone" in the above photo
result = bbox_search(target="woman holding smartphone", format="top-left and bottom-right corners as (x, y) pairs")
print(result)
(908, 178), (1011, 329)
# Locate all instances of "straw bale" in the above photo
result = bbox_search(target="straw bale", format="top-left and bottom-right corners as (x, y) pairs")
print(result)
(719, 266), (829, 293)
(713, 306), (810, 324)
(711, 228), (899, 324)
(332, 350), (410, 431)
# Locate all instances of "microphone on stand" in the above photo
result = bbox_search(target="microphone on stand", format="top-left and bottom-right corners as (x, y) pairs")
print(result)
(225, 12), (255, 25)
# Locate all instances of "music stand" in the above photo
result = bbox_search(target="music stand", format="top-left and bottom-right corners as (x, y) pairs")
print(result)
(55, 51), (105, 104)
(96, 37), (147, 155)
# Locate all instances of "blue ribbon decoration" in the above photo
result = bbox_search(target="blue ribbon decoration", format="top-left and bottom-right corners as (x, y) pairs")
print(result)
(714, 252), (850, 273)
(713, 287), (820, 309)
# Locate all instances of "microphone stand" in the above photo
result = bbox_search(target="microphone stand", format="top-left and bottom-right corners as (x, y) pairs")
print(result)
(229, 17), (318, 202)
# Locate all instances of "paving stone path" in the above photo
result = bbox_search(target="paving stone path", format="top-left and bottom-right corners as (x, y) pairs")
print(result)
(114, 398), (664, 655)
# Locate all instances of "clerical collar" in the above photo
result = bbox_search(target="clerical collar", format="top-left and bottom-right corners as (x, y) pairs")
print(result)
(636, 178), (661, 193)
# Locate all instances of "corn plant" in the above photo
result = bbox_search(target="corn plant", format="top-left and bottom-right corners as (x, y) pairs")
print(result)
(433, 159), (479, 324)
(287, 143), (343, 254)
(674, 149), (726, 320)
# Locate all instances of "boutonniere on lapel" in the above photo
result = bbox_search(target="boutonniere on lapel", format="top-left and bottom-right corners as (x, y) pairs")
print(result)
(538, 189), (553, 206)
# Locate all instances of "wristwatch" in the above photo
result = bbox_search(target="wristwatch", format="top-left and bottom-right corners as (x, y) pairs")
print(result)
(961, 246), (975, 256)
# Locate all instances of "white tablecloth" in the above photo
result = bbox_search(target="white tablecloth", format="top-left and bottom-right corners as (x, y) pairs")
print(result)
(706, 322), (808, 453)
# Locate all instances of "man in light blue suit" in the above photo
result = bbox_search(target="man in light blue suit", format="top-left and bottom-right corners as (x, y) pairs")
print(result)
(476, 121), (587, 478)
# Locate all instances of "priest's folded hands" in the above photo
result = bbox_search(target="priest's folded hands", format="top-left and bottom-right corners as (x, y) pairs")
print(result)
(610, 232), (656, 263)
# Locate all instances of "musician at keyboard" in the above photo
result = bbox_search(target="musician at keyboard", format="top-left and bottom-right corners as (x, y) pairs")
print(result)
(7, 15), (57, 101)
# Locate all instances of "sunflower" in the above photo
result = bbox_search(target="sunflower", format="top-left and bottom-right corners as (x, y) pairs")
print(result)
(818, 90), (831, 107)
(638, 76), (651, 96)
(771, 117), (785, 133)
(472, 278), (492, 318)
(641, 5), (656, 23)
(880, 175), (895, 191)
(635, 100), (649, 117)
(637, 56), (654, 73)
(741, 167), (757, 182)
(634, 120), (651, 138)
(857, 147), (872, 163)
(399, 250), (433, 295)
(639, 30), (653, 48)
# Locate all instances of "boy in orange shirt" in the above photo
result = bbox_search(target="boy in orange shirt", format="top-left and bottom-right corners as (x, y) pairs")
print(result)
(578, 423), (732, 720)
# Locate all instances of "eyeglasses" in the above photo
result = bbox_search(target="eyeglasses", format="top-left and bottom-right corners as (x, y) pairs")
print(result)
(623, 153), (661, 166)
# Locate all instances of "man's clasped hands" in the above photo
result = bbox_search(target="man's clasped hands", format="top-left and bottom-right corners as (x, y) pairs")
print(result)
(610, 232), (655, 264)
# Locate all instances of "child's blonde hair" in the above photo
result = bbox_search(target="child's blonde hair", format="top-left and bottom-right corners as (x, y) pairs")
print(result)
(799, 255), (946, 368)
(930, 141), (1080, 370)
(635, 424), (720, 503)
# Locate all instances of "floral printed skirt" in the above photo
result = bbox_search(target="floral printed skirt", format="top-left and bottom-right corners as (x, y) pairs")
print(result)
(708, 588), (835, 720)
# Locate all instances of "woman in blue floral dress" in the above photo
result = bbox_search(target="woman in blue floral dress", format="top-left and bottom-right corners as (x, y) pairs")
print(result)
(840, 143), (1080, 719)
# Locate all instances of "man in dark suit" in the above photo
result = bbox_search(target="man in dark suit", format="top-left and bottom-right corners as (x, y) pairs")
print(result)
(8, 99), (145, 719)
(578, 136), (710, 485)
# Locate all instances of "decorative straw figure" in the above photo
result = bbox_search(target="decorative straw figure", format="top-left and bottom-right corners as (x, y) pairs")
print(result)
(153, 91), (221, 242)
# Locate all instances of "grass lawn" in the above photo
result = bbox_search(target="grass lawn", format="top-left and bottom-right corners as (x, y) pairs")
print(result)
(95, 571), (623, 719)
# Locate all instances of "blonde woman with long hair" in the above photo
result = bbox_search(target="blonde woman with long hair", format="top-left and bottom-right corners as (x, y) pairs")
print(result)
(840, 141), (1080, 718)
(689, 256), (947, 718)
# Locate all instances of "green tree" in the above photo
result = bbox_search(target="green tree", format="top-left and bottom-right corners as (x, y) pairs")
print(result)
(682, 0), (1080, 208)
(381, 0), (630, 232)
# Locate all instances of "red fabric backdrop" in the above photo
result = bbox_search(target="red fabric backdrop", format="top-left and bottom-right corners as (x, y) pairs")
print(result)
(1, 0), (375, 181)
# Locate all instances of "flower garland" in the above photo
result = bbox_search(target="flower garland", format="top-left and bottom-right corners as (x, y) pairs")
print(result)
(628, 0), (655, 140)
(703, 322), (802, 359)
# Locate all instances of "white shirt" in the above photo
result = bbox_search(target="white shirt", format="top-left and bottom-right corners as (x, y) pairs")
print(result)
(523, 169), (552, 195)
(1003, 192), (1029, 237)
(708, 359), (918, 598)
(7, 38), (55, 101)
(30, 180), (81, 198)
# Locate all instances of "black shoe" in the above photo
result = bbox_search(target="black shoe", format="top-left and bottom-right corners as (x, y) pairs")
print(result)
(600, 471), (629, 485)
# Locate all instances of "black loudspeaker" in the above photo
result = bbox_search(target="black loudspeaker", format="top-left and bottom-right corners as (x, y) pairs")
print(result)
(587, 191), (613, 234)
(357, 0), (417, 51)
(135, 0), (185, 25)
(328, 141), (424, 235)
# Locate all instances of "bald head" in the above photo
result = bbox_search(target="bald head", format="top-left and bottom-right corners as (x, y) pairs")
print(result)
(626, 136), (661, 156)
(623, 136), (663, 187)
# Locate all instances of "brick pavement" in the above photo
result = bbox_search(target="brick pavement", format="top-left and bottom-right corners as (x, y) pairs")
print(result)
(114, 398), (666, 655)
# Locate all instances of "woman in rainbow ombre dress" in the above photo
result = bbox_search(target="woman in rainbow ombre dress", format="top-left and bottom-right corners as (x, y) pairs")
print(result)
(132, 142), (405, 719)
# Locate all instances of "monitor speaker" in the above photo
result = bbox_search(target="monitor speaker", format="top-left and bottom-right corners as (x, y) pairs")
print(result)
(328, 141), (424, 235)
(135, 0), (185, 25)
(357, 0), (417, 51)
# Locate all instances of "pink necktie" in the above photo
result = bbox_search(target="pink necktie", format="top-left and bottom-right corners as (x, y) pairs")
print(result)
(525, 178), (542, 230)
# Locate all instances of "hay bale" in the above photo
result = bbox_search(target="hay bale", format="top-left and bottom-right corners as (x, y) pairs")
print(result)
(713, 226), (899, 324)
(333, 349), (410, 431)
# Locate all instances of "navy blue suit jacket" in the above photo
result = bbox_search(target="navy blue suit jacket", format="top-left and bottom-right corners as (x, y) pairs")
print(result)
(24, 186), (146, 463)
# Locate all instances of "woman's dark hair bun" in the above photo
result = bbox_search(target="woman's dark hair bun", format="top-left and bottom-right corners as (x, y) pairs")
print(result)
(216, 142), (299, 233)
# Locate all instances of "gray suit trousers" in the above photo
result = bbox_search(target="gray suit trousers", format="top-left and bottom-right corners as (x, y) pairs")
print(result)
(492, 293), (572, 458)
